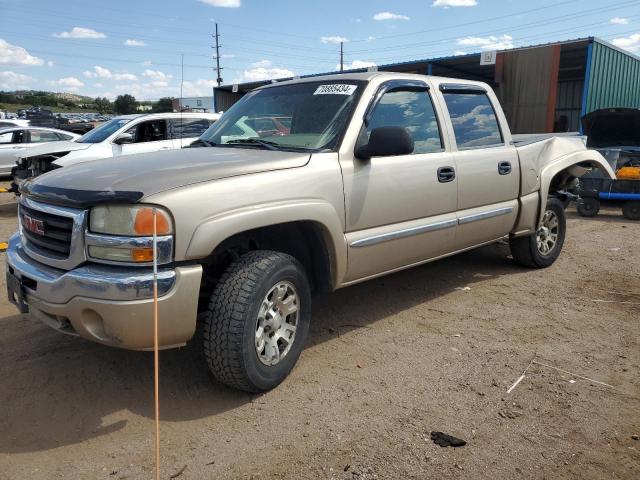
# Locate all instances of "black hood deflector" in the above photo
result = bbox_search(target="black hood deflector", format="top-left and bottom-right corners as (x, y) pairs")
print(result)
(20, 182), (143, 208)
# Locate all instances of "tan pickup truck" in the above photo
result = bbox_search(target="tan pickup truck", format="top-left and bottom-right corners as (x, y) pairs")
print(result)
(6, 73), (615, 392)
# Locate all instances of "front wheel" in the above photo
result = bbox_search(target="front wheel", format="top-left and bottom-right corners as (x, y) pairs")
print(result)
(509, 198), (566, 268)
(202, 251), (311, 392)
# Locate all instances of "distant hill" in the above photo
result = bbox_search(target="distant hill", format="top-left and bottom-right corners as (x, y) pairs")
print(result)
(0, 90), (101, 113)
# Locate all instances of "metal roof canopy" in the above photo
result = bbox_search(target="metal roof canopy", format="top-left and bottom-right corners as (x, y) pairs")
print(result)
(215, 37), (601, 96)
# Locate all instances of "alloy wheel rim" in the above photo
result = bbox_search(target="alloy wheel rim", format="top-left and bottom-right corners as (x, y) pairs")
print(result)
(536, 209), (559, 256)
(255, 281), (299, 366)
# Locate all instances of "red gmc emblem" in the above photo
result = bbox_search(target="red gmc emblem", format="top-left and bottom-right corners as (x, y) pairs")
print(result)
(23, 214), (45, 235)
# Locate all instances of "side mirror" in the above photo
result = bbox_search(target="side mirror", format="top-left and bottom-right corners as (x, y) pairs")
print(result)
(114, 133), (134, 145)
(355, 126), (414, 160)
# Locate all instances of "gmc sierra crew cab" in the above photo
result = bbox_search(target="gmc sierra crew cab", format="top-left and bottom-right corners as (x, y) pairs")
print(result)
(6, 73), (615, 392)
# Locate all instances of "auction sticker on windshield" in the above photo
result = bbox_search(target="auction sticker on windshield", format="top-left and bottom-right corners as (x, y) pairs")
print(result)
(313, 84), (357, 95)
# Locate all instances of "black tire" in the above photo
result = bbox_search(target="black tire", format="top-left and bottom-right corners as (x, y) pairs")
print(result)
(509, 198), (566, 268)
(202, 250), (311, 392)
(622, 201), (640, 220)
(576, 197), (600, 217)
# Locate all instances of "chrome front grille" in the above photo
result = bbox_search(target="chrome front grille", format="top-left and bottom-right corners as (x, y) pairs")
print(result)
(20, 204), (73, 258)
(19, 197), (87, 270)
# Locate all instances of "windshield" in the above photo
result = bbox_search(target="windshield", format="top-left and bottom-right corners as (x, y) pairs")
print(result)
(200, 80), (365, 151)
(76, 118), (133, 144)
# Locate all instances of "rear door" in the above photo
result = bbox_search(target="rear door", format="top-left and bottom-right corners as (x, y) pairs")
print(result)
(438, 84), (519, 250)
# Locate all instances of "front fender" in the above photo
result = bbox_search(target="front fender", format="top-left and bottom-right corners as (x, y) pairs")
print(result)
(185, 200), (348, 288)
(538, 149), (615, 225)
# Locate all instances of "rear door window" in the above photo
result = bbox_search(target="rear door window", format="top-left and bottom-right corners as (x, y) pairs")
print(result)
(168, 118), (214, 139)
(442, 92), (503, 148)
(29, 130), (62, 143)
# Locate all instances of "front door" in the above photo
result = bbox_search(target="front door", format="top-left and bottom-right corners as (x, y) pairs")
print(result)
(114, 119), (174, 157)
(341, 80), (458, 283)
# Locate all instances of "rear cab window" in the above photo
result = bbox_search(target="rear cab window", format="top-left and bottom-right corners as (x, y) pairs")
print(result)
(441, 85), (503, 149)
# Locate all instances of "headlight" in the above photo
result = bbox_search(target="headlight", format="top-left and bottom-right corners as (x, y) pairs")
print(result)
(87, 205), (174, 264)
(90, 205), (173, 236)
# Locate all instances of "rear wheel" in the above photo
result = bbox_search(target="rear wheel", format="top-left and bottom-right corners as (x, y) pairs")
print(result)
(622, 201), (640, 220)
(576, 197), (600, 217)
(510, 198), (566, 268)
(202, 250), (311, 392)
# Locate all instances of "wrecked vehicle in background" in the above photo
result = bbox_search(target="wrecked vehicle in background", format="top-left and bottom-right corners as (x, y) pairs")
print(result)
(6, 73), (615, 393)
(576, 108), (640, 219)
(11, 112), (221, 191)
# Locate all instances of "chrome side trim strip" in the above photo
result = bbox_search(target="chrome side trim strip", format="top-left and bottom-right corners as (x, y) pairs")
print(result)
(350, 219), (457, 248)
(350, 206), (514, 248)
(458, 206), (514, 225)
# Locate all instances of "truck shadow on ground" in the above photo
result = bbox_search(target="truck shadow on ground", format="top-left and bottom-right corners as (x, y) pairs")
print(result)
(0, 242), (528, 454)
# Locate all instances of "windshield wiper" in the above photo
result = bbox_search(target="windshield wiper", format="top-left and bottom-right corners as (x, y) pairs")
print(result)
(224, 138), (280, 150)
(188, 138), (217, 148)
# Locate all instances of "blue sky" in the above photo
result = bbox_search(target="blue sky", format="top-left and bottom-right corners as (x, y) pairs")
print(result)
(1, 0), (638, 100)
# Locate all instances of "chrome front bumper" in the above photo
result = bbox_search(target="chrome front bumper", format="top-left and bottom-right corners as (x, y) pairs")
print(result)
(6, 233), (203, 350)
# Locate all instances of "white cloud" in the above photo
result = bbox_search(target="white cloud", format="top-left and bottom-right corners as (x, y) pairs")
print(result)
(197, 0), (241, 7)
(0, 71), (33, 90)
(83, 65), (112, 78)
(142, 69), (173, 81)
(53, 27), (106, 39)
(338, 60), (377, 70)
(94, 83), (104, 88)
(453, 50), (467, 56)
(367, 36), (376, 42)
(114, 73), (138, 81)
(321, 36), (348, 44)
(612, 33), (640, 53)
(433, 0), (478, 6)
(124, 39), (146, 46)
(48, 77), (85, 92)
(373, 12), (410, 21)
(83, 66), (138, 81)
(457, 34), (514, 50)
(182, 79), (218, 96)
(235, 60), (294, 82)
(610, 17), (630, 25)
(0, 38), (44, 66)
(47, 60), (54, 67)
(142, 60), (153, 67)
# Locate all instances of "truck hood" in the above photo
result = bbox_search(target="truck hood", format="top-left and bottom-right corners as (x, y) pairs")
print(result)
(18, 140), (90, 159)
(22, 147), (311, 206)
(582, 108), (640, 148)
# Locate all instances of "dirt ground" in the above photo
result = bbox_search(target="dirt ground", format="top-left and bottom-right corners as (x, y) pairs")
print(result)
(0, 189), (638, 480)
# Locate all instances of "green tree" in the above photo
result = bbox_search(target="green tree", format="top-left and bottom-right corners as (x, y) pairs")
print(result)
(95, 97), (113, 114)
(114, 94), (137, 115)
(153, 97), (175, 113)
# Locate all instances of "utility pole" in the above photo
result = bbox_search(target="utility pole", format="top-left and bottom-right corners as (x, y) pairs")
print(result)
(340, 42), (344, 72)
(212, 23), (223, 86)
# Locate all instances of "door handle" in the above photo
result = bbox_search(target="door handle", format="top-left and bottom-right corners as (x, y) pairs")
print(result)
(159, 147), (171, 150)
(437, 166), (456, 183)
(498, 161), (512, 175)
